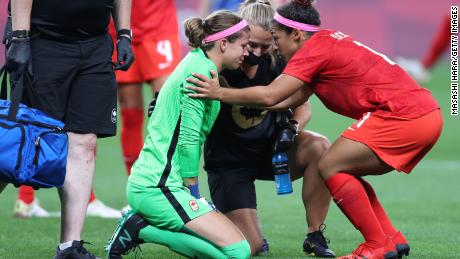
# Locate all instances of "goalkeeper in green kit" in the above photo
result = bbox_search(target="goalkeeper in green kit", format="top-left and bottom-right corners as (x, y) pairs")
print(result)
(106, 10), (251, 259)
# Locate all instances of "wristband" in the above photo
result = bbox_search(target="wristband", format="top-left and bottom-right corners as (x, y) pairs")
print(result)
(12, 30), (29, 39)
(117, 29), (132, 41)
(188, 184), (200, 199)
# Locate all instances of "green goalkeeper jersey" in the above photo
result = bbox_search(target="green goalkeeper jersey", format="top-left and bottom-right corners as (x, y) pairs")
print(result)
(128, 48), (220, 188)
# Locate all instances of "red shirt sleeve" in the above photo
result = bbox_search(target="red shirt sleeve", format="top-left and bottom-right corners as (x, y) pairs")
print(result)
(282, 35), (332, 84)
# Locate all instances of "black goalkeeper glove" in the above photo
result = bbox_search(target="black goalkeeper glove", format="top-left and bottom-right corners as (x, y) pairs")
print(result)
(147, 92), (159, 117)
(114, 34), (134, 71)
(6, 34), (33, 81)
(274, 119), (299, 152)
(3, 16), (12, 47)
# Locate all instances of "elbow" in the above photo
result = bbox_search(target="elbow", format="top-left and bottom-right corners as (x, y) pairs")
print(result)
(261, 92), (279, 107)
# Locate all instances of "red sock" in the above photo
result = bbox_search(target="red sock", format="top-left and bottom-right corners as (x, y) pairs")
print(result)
(89, 189), (96, 203)
(18, 185), (35, 204)
(358, 178), (398, 237)
(120, 108), (144, 176)
(422, 15), (450, 69)
(325, 173), (387, 248)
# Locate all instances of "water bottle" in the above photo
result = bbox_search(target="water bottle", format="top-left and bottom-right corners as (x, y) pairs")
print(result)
(272, 152), (293, 195)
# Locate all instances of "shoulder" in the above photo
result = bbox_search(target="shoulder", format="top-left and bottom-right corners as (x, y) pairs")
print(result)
(288, 30), (346, 63)
(186, 49), (218, 77)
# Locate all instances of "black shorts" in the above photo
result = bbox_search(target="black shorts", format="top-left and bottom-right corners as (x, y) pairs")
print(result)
(206, 162), (274, 214)
(24, 33), (117, 137)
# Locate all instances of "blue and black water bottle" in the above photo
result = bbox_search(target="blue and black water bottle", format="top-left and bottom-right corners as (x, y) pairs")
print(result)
(272, 152), (293, 195)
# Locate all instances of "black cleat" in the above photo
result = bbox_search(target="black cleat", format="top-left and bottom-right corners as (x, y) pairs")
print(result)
(54, 240), (99, 259)
(303, 225), (336, 258)
(390, 231), (410, 258)
(396, 243), (410, 258)
(105, 210), (148, 259)
(258, 238), (270, 255)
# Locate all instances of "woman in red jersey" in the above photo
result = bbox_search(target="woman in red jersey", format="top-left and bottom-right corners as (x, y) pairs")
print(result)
(186, 1), (443, 259)
(111, 0), (182, 179)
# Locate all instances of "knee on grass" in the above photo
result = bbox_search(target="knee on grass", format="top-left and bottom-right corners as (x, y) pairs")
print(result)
(220, 239), (251, 259)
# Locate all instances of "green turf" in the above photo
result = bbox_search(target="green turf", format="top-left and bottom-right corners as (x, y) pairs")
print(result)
(0, 62), (459, 258)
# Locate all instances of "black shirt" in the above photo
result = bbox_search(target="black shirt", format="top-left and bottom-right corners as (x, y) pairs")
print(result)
(28, 0), (114, 41)
(204, 55), (285, 169)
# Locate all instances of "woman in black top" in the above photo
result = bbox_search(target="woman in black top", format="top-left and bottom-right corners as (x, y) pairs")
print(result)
(204, 1), (335, 257)
(4, 0), (133, 257)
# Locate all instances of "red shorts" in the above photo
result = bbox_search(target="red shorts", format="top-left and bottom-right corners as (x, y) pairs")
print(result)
(341, 109), (443, 173)
(113, 35), (181, 84)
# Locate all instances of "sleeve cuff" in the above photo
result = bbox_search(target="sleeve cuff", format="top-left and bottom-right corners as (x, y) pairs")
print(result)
(282, 71), (311, 84)
(181, 170), (199, 178)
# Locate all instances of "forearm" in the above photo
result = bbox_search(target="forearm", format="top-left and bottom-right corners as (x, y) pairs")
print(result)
(183, 177), (198, 187)
(220, 86), (278, 107)
(265, 95), (301, 111)
(11, 0), (33, 31)
(113, 0), (131, 30)
(178, 91), (206, 178)
(266, 87), (312, 111)
(293, 101), (311, 131)
(183, 177), (200, 198)
(178, 144), (200, 178)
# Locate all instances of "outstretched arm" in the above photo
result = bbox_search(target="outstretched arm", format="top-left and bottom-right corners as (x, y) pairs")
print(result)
(265, 86), (313, 111)
(186, 71), (306, 107)
(293, 101), (312, 131)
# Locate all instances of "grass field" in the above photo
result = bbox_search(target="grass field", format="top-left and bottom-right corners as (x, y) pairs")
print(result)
(0, 62), (459, 259)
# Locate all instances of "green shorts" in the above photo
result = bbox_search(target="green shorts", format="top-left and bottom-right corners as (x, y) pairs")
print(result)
(127, 182), (213, 231)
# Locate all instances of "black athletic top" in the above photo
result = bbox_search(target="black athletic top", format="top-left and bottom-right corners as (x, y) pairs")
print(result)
(12, 0), (114, 42)
(204, 55), (285, 169)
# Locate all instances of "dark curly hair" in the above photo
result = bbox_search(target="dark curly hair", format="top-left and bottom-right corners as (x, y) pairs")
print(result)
(273, 0), (321, 35)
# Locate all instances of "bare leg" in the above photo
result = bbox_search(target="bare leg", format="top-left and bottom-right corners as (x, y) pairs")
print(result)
(317, 137), (397, 256)
(118, 83), (144, 109)
(318, 137), (393, 180)
(185, 210), (246, 247)
(58, 132), (97, 242)
(289, 130), (331, 233)
(226, 208), (265, 255)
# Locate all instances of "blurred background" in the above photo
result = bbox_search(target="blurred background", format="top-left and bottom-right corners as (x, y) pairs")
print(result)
(0, 1), (457, 258)
(0, 0), (453, 66)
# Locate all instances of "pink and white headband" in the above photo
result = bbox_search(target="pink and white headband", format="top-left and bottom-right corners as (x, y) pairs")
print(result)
(202, 20), (249, 44)
(273, 13), (319, 32)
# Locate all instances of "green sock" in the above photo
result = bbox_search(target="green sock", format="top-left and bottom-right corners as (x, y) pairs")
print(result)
(139, 226), (227, 259)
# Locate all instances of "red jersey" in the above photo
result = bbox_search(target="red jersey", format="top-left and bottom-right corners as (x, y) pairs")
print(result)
(283, 30), (439, 120)
(111, 0), (179, 42)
